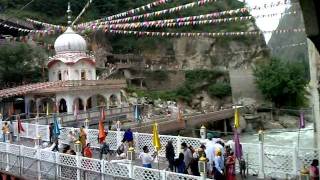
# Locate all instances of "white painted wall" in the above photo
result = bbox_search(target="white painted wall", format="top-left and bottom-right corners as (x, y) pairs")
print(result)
(48, 59), (96, 81)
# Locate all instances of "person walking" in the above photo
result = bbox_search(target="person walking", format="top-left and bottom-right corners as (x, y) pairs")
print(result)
(189, 152), (200, 176)
(226, 152), (236, 180)
(213, 149), (224, 180)
(67, 130), (76, 147)
(8, 120), (14, 142)
(123, 128), (133, 147)
(165, 140), (175, 171)
(79, 126), (87, 149)
(2, 122), (9, 142)
(181, 142), (192, 173)
(49, 123), (54, 143)
(100, 140), (110, 160)
(139, 146), (155, 168)
(175, 153), (186, 174)
(310, 159), (319, 180)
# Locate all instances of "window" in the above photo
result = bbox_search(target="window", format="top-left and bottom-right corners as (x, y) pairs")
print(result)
(58, 71), (62, 80)
(81, 70), (86, 80)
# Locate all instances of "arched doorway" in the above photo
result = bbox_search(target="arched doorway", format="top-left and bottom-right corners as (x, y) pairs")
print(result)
(86, 94), (106, 110)
(73, 98), (84, 113)
(59, 99), (67, 113)
(40, 98), (54, 115)
(109, 94), (118, 108)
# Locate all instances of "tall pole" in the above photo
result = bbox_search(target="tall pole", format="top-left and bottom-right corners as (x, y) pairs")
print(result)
(307, 39), (320, 164)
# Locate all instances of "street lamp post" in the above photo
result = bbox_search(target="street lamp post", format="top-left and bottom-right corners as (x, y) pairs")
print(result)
(198, 154), (207, 180)
(84, 118), (89, 129)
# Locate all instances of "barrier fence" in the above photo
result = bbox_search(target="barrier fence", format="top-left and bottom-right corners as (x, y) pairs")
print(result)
(0, 121), (318, 179)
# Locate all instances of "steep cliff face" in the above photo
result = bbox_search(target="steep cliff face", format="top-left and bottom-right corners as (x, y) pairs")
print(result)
(268, 4), (308, 62)
(95, 32), (268, 70)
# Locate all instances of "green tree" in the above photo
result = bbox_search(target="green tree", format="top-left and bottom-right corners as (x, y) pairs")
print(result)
(0, 43), (46, 87)
(254, 58), (308, 107)
(208, 82), (231, 98)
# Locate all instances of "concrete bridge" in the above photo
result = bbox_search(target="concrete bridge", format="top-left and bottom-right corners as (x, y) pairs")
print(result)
(20, 106), (133, 127)
(19, 107), (234, 133)
(127, 108), (234, 133)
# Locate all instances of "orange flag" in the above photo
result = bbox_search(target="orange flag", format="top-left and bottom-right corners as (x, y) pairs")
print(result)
(98, 107), (106, 143)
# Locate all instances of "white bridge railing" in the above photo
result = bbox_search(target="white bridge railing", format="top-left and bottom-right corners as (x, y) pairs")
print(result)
(0, 142), (204, 180)
(1, 121), (319, 179)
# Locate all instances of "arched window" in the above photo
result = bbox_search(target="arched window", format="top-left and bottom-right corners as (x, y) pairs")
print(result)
(58, 71), (62, 81)
(81, 70), (86, 80)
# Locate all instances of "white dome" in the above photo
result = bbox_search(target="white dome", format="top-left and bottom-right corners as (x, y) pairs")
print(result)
(54, 27), (87, 53)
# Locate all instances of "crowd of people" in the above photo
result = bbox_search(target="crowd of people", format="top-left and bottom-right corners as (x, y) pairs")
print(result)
(163, 133), (240, 180)
(1, 122), (319, 179)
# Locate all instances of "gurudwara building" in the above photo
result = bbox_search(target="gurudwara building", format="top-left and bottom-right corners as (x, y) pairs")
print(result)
(0, 26), (126, 117)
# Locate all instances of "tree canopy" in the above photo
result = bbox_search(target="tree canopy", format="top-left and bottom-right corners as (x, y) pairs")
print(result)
(0, 42), (46, 88)
(254, 58), (309, 107)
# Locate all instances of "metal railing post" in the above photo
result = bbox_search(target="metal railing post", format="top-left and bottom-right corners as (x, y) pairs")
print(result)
(5, 142), (9, 171)
(293, 144), (299, 177)
(258, 141), (265, 179)
(101, 159), (105, 180)
(55, 151), (60, 179)
(37, 148), (41, 180)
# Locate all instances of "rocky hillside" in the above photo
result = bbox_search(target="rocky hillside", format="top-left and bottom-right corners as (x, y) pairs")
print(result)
(268, 3), (308, 63)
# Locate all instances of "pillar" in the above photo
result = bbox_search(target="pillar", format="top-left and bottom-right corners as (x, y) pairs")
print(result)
(36, 98), (41, 117)
(307, 39), (320, 164)
(66, 97), (73, 114)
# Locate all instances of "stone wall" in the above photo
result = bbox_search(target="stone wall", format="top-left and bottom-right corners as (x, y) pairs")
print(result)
(144, 70), (185, 91)
(229, 68), (264, 105)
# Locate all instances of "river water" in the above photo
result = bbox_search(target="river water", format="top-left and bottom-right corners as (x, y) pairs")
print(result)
(239, 123), (315, 148)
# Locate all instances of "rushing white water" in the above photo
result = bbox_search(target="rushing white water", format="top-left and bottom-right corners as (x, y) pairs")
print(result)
(240, 123), (315, 148)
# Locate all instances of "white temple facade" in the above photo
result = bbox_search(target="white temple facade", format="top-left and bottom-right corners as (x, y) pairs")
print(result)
(0, 26), (127, 116)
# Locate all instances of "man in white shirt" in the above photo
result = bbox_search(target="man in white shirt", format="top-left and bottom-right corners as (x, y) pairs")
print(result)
(139, 146), (155, 168)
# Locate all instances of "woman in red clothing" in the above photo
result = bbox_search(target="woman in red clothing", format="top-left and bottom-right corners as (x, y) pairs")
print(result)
(310, 159), (319, 180)
(83, 143), (93, 158)
(226, 152), (236, 180)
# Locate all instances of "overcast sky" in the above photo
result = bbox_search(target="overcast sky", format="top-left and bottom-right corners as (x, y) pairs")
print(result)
(241, 0), (291, 42)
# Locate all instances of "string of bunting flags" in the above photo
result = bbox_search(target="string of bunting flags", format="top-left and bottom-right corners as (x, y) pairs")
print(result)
(106, 28), (305, 37)
(26, 18), (66, 29)
(77, 0), (171, 27)
(77, 0), (292, 28)
(0, 22), (65, 35)
(103, 11), (297, 30)
(77, 0), (216, 28)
